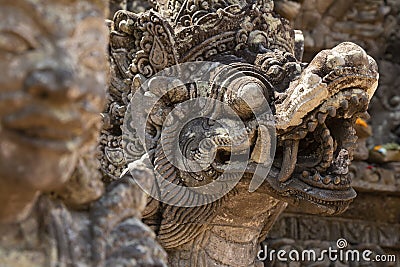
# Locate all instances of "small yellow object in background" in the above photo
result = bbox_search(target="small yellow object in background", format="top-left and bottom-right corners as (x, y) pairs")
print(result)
(356, 118), (368, 128)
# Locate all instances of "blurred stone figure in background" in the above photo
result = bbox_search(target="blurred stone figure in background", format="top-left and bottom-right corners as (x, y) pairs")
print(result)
(109, 0), (153, 16)
(0, 0), (108, 225)
(0, 0), (167, 266)
(0, 0), (108, 265)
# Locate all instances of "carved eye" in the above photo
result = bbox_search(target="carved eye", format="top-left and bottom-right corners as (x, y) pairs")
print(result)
(80, 48), (107, 71)
(0, 31), (33, 54)
(228, 78), (269, 119)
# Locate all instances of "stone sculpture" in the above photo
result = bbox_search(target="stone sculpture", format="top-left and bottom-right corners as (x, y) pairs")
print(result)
(0, 0), (106, 264)
(0, 0), (108, 225)
(101, 0), (378, 265)
(0, 0), (166, 266)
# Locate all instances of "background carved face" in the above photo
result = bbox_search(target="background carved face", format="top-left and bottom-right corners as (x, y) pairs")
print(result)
(0, 0), (108, 191)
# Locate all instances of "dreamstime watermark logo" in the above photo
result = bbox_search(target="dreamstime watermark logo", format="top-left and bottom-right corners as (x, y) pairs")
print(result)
(121, 61), (276, 207)
(257, 238), (397, 263)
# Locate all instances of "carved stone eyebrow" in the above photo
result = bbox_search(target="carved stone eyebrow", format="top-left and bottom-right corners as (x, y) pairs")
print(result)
(72, 16), (107, 40)
(0, 6), (40, 50)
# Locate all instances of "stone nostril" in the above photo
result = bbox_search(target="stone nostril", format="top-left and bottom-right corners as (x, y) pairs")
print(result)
(56, 68), (74, 86)
(24, 68), (76, 101)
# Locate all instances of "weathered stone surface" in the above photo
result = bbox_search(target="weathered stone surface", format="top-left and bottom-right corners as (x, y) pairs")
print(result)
(265, 1), (400, 265)
(100, 0), (378, 266)
(0, 0), (167, 266)
(0, 0), (393, 266)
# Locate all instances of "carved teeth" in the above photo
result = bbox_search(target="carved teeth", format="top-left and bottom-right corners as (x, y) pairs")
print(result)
(334, 176), (341, 185)
(278, 139), (299, 183)
(132, 74), (145, 93)
(322, 128), (330, 138)
(313, 173), (320, 181)
(323, 137), (331, 147)
(307, 121), (318, 132)
(340, 100), (349, 110)
(251, 125), (271, 164)
(317, 113), (328, 124)
(350, 95), (359, 105)
(325, 136), (334, 147)
(327, 106), (336, 117)
(323, 176), (331, 185)
(299, 129), (308, 139)
(360, 111), (370, 120)
(360, 95), (368, 106)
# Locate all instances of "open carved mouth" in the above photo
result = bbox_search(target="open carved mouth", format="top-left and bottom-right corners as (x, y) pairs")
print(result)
(279, 89), (368, 185)
(265, 88), (370, 214)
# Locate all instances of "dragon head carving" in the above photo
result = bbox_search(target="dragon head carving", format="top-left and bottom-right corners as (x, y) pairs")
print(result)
(101, 0), (378, 259)
(269, 42), (377, 214)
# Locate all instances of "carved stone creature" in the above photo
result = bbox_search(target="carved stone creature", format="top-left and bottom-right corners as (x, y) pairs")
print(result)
(102, 0), (378, 265)
(275, 0), (400, 146)
(0, 0), (166, 266)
